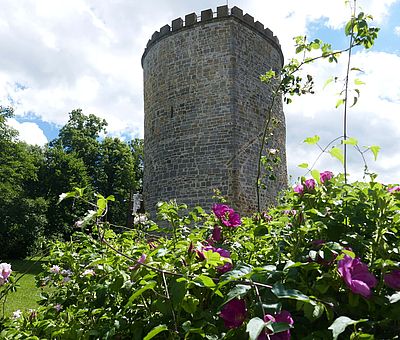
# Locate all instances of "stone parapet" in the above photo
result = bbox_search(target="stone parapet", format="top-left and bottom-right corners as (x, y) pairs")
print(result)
(142, 6), (283, 67)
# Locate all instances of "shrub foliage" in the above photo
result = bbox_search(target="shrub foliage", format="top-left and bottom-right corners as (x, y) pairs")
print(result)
(1, 173), (400, 339)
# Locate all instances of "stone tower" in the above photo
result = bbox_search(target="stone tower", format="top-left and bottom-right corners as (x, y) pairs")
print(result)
(142, 6), (287, 217)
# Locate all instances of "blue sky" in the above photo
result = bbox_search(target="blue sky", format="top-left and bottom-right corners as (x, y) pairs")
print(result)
(1, 0), (399, 183)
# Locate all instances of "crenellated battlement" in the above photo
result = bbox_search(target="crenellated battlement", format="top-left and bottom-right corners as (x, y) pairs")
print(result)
(141, 5), (282, 66)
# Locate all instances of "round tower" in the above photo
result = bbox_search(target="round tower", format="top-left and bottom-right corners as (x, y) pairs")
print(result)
(142, 6), (287, 217)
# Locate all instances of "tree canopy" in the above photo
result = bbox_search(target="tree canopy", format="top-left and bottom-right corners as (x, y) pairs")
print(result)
(0, 107), (143, 258)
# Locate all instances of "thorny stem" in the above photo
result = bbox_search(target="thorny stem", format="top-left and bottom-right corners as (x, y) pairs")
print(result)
(252, 280), (266, 317)
(254, 47), (355, 212)
(162, 271), (178, 333)
(100, 232), (273, 286)
(2, 294), (7, 319)
(304, 136), (344, 176)
(256, 92), (277, 212)
(343, 0), (357, 183)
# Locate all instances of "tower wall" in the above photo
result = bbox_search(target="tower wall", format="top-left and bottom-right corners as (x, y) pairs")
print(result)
(142, 6), (287, 216)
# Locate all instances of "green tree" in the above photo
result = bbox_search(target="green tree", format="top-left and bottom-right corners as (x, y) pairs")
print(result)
(50, 109), (107, 182)
(37, 146), (91, 237)
(0, 106), (47, 258)
(49, 109), (144, 228)
(96, 137), (142, 226)
(129, 138), (144, 193)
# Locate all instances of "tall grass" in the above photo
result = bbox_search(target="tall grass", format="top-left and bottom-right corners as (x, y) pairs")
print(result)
(2, 258), (47, 317)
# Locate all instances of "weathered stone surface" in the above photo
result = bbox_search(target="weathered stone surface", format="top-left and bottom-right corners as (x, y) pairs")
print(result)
(159, 24), (170, 37)
(243, 14), (254, 26)
(172, 18), (183, 31)
(231, 6), (243, 19)
(185, 13), (197, 26)
(201, 9), (213, 21)
(142, 7), (287, 218)
(255, 21), (264, 32)
(217, 5), (229, 18)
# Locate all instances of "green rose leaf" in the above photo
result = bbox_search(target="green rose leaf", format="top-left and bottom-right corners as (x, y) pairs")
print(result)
(311, 169), (321, 184)
(298, 163), (309, 169)
(335, 98), (345, 108)
(195, 274), (216, 288)
(182, 295), (199, 314)
(266, 321), (292, 334)
(126, 281), (157, 306)
(272, 283), (311, 303)
(388, 292), (400, 304)
(369, 145), (380, 161)
(342, 137), (358, 146)
(330, 147), (344, 164)
(328, 316), (367, 340)
(171, 278), (186, 307)
(226, 284), (252, 303)
(143, 325), (168, 340)
(246, 317), (266, 340)
(303, 135), (320, 145)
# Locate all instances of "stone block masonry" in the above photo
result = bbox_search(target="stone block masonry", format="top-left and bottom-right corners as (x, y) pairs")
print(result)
(142, 6), (287, 218)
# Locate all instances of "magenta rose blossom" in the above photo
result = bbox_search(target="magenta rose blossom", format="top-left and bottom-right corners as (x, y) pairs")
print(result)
(388, 186), (400, 193)
(129, 254), (147, 271)
(197, 246), (233, 273)
(311, 239), (325, 247)
(212, 204), (241, 227)
(258, 310), (294, 340)
(304, 178), (316, 191)
(338, 255), (377, 298)
(215, 248), (232, 273)
(212, 225), (222, 242)
(220, 299), (247, 329)
(384, 269), (400, 290)
(293, 184), (304, 195)
(320, 171), (334, 184)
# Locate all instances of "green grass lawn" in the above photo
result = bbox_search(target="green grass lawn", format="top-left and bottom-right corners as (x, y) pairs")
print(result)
(2, 258), (48, 318)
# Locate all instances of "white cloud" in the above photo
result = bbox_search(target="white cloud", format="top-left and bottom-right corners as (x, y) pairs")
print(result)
(285, 49), (400, 183)
(7, 119), (48, 146)
(0, 0), (399, 182)
(395, 26), (400, 36)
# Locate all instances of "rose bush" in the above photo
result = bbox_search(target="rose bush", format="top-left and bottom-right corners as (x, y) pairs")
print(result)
(1, 172), (400, 339)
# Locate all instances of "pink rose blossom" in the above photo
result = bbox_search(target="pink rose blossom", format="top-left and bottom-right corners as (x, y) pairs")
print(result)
(212, 204), (241, 228)
(61, 269), (72, 277)
(384, 269), (400, 290)
(82, 269), (95, 276)
(283, 209), (297, 216)
(258, 310), (294, 340)
(12, 310), (22, 319)
(388, 186), (400, 193)
(338, 255), (377, 298)
(304, 179), (316, 191)
(0, 263), (12, 286)
(54, 304), (63, 312)
(220, 299), (247, 329)
(129, 254), (147, 271)
(320, 171), (334, 184)
(50, 265), (60, 274)
(293, 184), (304, 195)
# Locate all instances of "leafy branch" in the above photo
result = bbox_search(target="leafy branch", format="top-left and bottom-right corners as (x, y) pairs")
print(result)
(255, 2), (379, 209)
